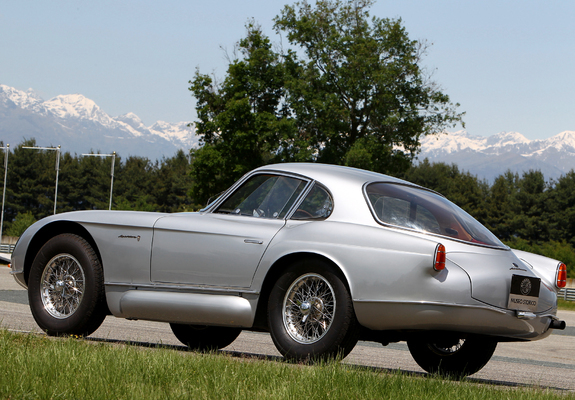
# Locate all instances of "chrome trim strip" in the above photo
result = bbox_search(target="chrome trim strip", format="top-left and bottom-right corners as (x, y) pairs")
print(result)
(354, 299), (558, 317)
(353, 299), (509, 314)
(104, 281), (260, 295)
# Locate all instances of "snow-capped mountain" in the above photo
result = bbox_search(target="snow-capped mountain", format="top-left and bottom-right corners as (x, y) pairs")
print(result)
(419, 130), (575, 182)
(2, 84), (574, 180)
(0, 84), (198, 160)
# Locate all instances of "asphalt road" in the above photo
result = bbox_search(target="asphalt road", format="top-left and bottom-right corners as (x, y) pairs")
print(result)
(1, 265), (574, 392)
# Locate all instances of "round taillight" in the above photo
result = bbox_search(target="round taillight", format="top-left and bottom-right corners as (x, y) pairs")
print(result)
(557, 262), (567, 288)
(434, 243), (446, 271)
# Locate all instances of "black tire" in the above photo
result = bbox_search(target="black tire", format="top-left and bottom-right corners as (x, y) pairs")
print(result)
(267, 259), (359, 362)
(407, 334), (497, 378)
(28, 233), (107, 337)
(170, 324), (242, 350)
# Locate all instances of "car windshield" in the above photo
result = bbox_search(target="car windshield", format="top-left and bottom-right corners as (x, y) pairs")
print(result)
(365, 183), (505, 248)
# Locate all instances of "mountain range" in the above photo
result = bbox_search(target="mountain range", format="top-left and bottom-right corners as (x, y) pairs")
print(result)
(0, 84), (198, 160)
(1, 84), (574, 182)
(418, 130), (575, 182)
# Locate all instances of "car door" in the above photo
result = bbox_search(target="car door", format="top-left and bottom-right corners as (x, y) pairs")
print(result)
(150, 173), (309, 288)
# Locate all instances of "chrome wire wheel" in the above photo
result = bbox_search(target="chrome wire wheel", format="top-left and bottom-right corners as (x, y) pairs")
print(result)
(40, 254), (85, 319)
(282, 273), (336, 344)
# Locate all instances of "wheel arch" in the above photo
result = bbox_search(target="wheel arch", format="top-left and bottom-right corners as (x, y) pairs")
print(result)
(23, 221), (102, 286)
(252, 251), (352, 330)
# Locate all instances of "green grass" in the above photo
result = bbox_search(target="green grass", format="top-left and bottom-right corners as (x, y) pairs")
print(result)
(558, 299), (575, 311)
(0, 330), (571, 399)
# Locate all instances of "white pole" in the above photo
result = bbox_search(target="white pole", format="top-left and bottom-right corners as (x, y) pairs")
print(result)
(109, 152), (116, 210)
(54, 146), (60, 215)
(81, 152), (116, 210)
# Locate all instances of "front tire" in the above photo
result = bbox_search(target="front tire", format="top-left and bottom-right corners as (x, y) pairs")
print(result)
(28, 234), (107, 336)
(170, 324), (242, 350)
(268, 259), (359, 361)
(407, 334), (497, 377)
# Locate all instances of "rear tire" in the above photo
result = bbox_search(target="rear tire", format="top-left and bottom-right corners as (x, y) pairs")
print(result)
(407, 334), (497, 378)
(170, 324), (242, 351)
(28, 234), (107, 337)
(268, 259), (359, 362)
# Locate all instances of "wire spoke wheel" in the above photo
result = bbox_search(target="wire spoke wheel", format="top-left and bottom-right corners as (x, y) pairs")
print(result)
(283, 273), (336, 344)
(41, 254), (85, 319)
(269, 259), (359, 361)
(28, 234), (107, 336)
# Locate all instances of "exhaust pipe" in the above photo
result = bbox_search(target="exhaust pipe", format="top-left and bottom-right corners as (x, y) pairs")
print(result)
(549, 319), (566, 330)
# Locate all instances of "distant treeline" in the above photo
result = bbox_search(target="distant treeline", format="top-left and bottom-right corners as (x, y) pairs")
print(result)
(1, 139), (574, 277)
(1, 139), (194, 236)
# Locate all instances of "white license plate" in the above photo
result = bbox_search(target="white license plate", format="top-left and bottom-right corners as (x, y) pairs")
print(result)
(507, 274), (540, 312)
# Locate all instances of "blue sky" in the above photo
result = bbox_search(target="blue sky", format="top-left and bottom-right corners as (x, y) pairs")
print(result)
(2, 0), (573, 140)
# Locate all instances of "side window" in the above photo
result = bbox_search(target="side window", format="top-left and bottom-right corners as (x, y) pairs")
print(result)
(371, 194), (439, 232)
(291, 184), (333, 220)
(214, 174), (307, 219)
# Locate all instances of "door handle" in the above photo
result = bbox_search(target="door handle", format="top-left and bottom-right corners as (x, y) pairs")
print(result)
(244, 239), (263, 245)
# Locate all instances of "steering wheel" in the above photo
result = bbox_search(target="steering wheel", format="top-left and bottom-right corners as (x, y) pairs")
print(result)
(293, 209), (314, 219)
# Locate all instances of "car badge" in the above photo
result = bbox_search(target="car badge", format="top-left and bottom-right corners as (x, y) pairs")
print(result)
(520, 278), (532, 296)
(510, 262), (526, 271)
(118, 235), (141, 242)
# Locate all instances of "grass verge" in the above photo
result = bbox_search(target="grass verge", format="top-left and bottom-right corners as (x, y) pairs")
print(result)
(0, 329), (571, 399)
(558, 299), (575, 311)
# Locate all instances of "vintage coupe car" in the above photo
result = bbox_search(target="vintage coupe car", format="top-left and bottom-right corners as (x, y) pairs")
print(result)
(10, 163), (567, 376)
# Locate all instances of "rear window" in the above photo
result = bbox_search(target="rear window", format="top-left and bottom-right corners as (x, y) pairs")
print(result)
(365, 183), (505, 248)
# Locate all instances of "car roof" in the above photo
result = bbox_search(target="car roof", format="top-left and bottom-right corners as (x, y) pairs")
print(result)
(253, 163), (416, 188)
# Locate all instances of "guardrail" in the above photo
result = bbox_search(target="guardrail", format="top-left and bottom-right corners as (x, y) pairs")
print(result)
(0, 244), (15, 254)
(559, 287), (575, 302)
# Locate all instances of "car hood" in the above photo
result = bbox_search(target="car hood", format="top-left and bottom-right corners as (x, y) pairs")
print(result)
(447, 246), (556, 313)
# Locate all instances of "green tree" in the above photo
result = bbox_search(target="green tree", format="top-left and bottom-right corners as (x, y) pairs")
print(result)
(484, 171), (520, 241)
(275, 0), (463, 174)
(190, 1), (463, 203)
(6, 211), (36, 237)
(548, 170), (575, 247)
(154, 150), (194, 212)
(512, 170), (550, 243)
(4, 139), (58, 223)
(114, 156), (157, 211)
(190, 24), (296, 204)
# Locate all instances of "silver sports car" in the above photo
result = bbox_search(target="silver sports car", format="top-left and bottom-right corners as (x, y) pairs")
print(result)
(10, 163), (567, 376)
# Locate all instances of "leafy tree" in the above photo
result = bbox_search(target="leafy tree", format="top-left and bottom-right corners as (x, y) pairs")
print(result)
(548, 170), (575, 247)
(275, 0), (463, 173)
(4, 139), (58, 223)
(113, 156), (156, 210)
(0, 139), (199, 235)
(189, 24), (296, 204)
(483, 171), (520, 241)
(154, 150), (195, 212)
(512, 170), (550, 243)
(189, 0), (463, 203)
(6, 211), (36, 237)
